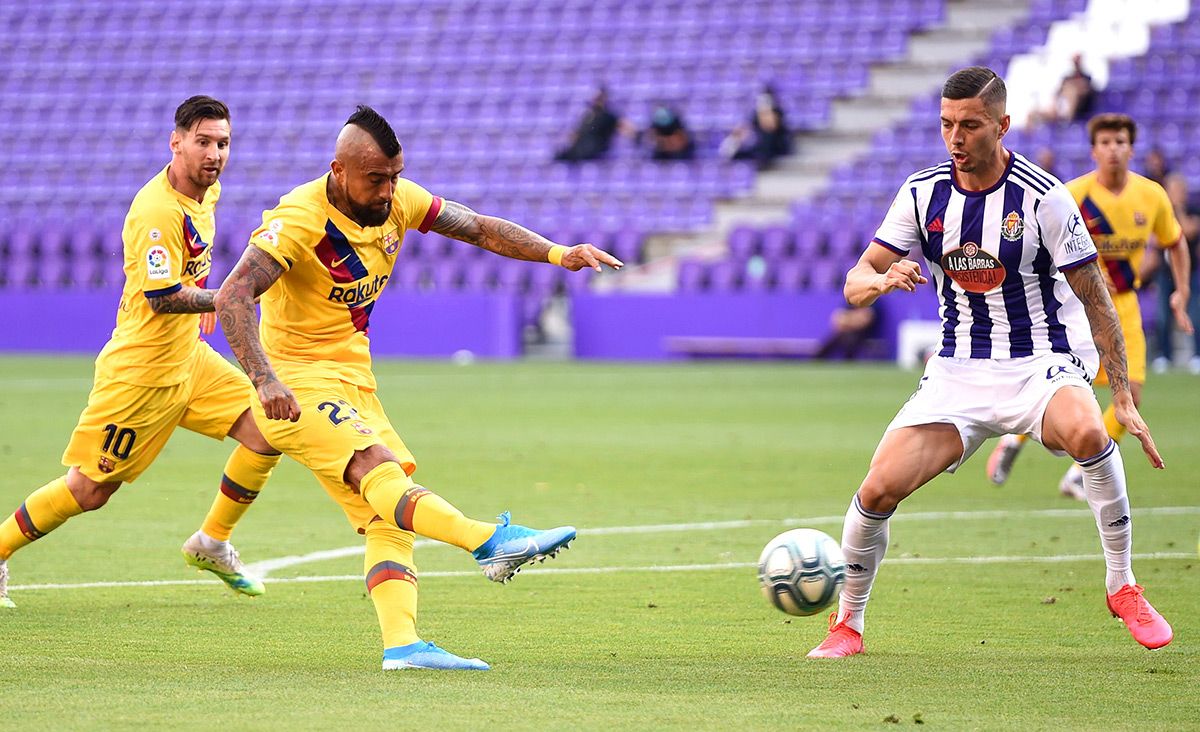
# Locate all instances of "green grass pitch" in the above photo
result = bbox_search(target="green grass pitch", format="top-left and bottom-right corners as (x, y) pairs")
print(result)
(1, 356), (1197, 730)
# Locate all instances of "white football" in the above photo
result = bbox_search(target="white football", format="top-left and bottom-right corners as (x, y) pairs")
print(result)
(757, 528), (846, 616)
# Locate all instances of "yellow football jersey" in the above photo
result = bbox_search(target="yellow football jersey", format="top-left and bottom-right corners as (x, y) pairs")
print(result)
(1067, 171), (1182, 293)
(95, 165), (218, 387)
(250, 175), (440, 390)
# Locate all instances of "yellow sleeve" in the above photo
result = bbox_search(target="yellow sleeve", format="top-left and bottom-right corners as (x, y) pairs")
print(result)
(126, 204), (186, 298)
(249, 199), (325, 270)
(395, 178), (443, 233)
(1064, 176), (1086, 207)
(1151, 183), (1183, 249)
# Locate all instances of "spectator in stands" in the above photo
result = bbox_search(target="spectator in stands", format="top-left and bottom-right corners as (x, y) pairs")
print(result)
(719, 87), (793, 170)
(1035, 147), (1060, 181)
(554, 87), (628, 162)
(1143, 147), (1170, 185)
(1032, 54), (1095, 125)
(815, 303), (879, 361)
(645, 105), (695, 161)
(1056, 54), (1096, 122)
(1149, 173), (1200, 373)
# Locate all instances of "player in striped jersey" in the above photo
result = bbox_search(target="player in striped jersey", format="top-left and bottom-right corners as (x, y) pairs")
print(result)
(986, 114), (1192, 497)
(807, 68), (1173, 659)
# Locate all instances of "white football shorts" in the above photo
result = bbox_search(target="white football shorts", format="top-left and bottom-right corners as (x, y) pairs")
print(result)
(886, 353), (1097, 473)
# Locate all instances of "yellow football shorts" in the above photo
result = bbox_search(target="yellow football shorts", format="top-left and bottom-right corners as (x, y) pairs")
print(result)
(1093, 290), (1146, 386)
(62, 342), (252, 483)
(249, 375), (417, 534)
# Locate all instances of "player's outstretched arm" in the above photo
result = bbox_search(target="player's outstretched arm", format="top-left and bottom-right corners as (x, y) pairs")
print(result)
(430, 200), (623, 272)
(843, 244), (927, 307)
(1065, 260), (1163, 468)
(215, 247), (300, 422)
(146, 286), (217, 314)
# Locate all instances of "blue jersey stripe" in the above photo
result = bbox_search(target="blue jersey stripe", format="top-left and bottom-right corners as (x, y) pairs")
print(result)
(1010, 169), (1051, 196)
(325, 220), (371, 281)
(1032, 200), (1071, 353)
(959, 195), (993, 358)
(999, 181), (1034, 357)
(1013, 159), (1055, 189)
(916, 180), (956, 357)
(910, 166), (952, 185)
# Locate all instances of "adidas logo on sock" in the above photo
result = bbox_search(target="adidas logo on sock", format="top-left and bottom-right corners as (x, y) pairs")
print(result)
(1107, 515), (1130, 527)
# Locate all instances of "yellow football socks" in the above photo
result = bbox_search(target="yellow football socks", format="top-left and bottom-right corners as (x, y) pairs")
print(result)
(200, 446), (281, 542)
(364, 521), (420, 648)
(1102, 403), (1127, 442)
(359, 461), (495, 551)
(0, 476), (83, 560)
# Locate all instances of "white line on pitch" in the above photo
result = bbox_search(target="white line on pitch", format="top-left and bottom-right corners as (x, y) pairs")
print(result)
(10, 552), (1194, 592)
(242, 505), (1200, 577)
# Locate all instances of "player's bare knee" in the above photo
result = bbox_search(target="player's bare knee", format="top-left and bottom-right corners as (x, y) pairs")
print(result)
(856, 476), (902, 515)
(344, 444), (398, 489)
(229, 411), (278, 455)
(65, 469), (119, 511)
(1067, 422), (1111, 462)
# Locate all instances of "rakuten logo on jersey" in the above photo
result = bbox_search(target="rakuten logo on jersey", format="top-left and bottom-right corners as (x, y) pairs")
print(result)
(328, 274), (390, 304)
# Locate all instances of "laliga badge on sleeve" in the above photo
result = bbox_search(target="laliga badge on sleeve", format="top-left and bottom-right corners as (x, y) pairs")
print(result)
(146, 245), (171, 280)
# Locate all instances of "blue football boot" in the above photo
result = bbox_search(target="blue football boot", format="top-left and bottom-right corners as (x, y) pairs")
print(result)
(382, 641), (490, 671)
(471, 511), (576, 583)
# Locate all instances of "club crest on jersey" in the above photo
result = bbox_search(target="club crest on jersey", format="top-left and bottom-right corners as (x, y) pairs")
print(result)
(146, 245), (171, 280)
(98, 457), (115, 474)
(941, 241), (1006, 293)
(1133, 211), (1146, 226)
(382, 229), (401, 255)
(1001, 211), (1024, 241)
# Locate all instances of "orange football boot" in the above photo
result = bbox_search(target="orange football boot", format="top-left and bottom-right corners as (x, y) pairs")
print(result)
(1107, 584), (1173, 650)
(806, 613), (865, 658)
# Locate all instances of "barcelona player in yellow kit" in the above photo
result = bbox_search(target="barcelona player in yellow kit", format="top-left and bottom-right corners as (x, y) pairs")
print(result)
(216, 106), (623, 670)
(987, 114), (1192, 497)
(0, 97), (282, 608)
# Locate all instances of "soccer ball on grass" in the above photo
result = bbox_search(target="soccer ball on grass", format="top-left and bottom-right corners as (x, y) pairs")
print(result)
(757, 528), (846, 616)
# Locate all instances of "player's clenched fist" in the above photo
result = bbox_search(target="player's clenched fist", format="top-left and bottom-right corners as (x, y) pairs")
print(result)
(560, 243), (624, 273)
(878, 260), (928, 293)
(258, 378), (301, 422)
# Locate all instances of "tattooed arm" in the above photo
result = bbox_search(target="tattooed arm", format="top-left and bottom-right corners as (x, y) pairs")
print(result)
(1065, 260), (1162, 467)
(146, 286), (216, 314)
(430, 200), (623, 272)
(215, 247), (300, 422)
(1065, 260), (1130, 395)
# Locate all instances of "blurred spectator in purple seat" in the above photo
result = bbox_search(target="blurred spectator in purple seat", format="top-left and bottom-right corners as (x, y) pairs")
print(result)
(645, 105), (695, 161)
(1032, 54), (1095, 125)
(815, 303), (880, 360)
(1142, 147), (1170, 185)
(554, 87), (629, 163)
(1035, 147), (1060, 180)
(719, 86), (793, 170)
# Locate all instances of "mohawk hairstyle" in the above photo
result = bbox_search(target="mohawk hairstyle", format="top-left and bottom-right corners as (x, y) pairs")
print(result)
(346, 105), (402, 158)
(174, 95), (230, 132)
(942, 66), (1006, 113)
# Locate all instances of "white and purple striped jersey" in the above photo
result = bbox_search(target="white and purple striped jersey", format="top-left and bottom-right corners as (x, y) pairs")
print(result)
(872, 150), (1100, 371)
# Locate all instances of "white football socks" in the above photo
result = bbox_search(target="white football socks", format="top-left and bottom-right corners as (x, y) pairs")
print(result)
(1077, 440), (1136, 594)
(834, 492), (892, 634)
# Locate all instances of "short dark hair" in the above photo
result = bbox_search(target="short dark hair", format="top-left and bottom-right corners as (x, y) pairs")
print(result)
(174, 95), (230, 132)
(942, 66), (1006, 112)
(1087, 113), (1137, 146)
(346, 105), (401, 158)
